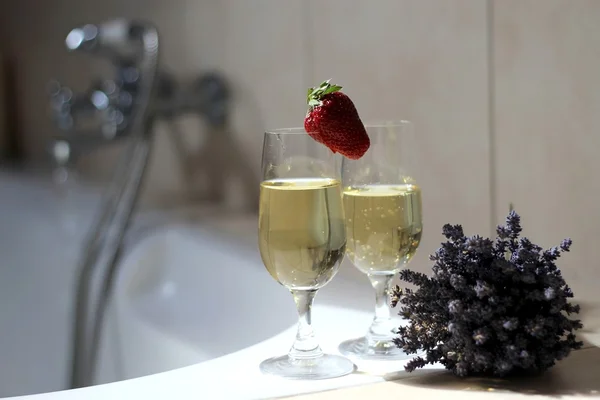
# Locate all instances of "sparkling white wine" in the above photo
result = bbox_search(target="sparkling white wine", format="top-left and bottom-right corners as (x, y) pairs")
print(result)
(259, 178), (346, 290)
(344, 184), (422, 275)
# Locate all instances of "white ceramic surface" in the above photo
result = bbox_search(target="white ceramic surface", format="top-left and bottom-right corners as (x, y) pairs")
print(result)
(110, 225), (298, 380)
(0, 171), (101, 397)
(99, 222), (413, 398)
(0, 170), (413, 399)
(2, 171), (600, 400)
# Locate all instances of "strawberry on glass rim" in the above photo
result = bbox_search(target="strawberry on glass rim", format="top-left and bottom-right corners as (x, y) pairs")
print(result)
(304, 80), (370, 160)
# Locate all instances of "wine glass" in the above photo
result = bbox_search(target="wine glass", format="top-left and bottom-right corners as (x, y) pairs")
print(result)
(338, 121), (423, 361)
(258, 128), (355, 379)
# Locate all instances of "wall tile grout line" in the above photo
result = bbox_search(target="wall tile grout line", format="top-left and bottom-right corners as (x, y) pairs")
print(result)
(487, 0), (497, 237)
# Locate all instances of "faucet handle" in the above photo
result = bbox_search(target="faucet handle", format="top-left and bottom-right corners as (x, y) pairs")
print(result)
(48, 77), (131, 139)
(48, 80), (75, 131)
(193, 72), (230, 127)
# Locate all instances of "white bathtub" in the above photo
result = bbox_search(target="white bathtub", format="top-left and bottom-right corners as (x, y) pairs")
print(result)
(0, 170), (203, 396)
(0, 169), (413, 399)
(0, 170), (262, 396)
(0, 170), (101, 397)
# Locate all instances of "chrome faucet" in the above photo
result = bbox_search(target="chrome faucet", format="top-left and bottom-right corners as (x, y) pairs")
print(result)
(50, 18), (255, 390)
(49, 19), (232, 165)
(48, 25), (236, 189)
(49, 19), (160, 390)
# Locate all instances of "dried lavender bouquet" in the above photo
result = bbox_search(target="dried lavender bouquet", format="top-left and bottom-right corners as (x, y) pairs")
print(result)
(391, 211), (583, 377)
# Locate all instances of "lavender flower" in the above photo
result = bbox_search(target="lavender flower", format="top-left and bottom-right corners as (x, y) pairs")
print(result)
(474, 280), (493, 298)
(560, 239), (572, 252)
(448, 300), (463, 314)
(544, 287), (556, 300)
(503, 318), (519, 331)
(442, 224), (465, 242)
(472, 328), (490, 345)
(450, 275), (467, 290)
(392, 211), (583, 377)
(466, 236), (494, 257)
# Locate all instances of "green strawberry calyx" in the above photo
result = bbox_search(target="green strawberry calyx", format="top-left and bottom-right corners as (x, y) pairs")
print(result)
(307, 79), (342, 108)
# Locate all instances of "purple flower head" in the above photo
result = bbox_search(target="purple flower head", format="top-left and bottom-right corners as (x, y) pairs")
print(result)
(474, 280), (493, 298)
(472, 328), (490, 345)
(466, 236), (494, 257)
(505, 210), (522, 239)
(560, 238), (573, 252)
(544, 287), (556, 300)
(442, 224), (465, 241)
(503, 318), (518, 331)
(450, 274), (467, 290)
(448, 300), (463, 314)
(392, 210), (583, 377)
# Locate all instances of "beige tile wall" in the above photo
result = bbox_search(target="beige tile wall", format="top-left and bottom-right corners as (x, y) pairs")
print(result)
(1, 0), (597, 302)
(308, 0), (491, 277)
(493, 0), (600, 304)
(0, 0), (492, 276)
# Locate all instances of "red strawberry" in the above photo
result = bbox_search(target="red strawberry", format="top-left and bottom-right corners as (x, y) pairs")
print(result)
(304, 80), (370, 160)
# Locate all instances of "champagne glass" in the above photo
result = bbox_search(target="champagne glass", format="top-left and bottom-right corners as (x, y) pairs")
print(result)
(339, 121), (423, 361)
(258, 128), (355, 379)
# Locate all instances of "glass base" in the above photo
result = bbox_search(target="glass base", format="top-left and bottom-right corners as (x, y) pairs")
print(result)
(259, 354), (355, 380)
(339, 337), (413, 361)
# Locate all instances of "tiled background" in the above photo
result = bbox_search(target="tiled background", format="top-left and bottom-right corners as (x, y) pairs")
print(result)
(0, 0), (599, 303)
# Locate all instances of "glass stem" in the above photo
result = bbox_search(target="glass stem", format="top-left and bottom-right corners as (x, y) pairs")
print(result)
(288, 289), (323, 361)
(366, 274), (395, 345)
